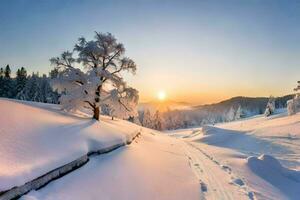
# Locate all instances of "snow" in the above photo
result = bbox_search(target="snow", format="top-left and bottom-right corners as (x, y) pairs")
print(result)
(22, 132), (201, 200)
(0, 98), (200, 200)
(0, 98), (140, 191)
(3, 97), (300, 199)
(246, 154), (300, 199)
(167, 111), (300, 200)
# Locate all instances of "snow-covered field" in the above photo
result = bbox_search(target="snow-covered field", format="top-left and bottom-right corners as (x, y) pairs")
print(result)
(2, 98), (300, 200)
(0, 99), (200, 200)
(168, 111), (300, 200)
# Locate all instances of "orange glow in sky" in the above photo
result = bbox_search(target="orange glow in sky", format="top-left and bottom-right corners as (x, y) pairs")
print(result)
(157, 91), (166, 101)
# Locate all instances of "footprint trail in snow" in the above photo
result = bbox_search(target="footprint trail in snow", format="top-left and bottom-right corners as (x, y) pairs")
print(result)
(182, 141), (254, 200)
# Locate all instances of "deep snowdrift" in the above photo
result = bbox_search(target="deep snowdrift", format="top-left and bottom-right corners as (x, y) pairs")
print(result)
(0, 99), (141, 191)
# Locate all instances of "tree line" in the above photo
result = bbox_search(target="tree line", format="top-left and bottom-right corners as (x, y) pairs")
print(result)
(138, 94), (294, 131)
(0, 64), (59, 103)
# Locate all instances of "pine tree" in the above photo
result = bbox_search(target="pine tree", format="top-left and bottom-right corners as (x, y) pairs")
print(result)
(2, 65), (14, 98)
(142, 109), (152, 128)
(40, 75), (51, 102)
(16, 71), (59, 103)
(49, 68), (59, 79)
(15, 67), (27, 97)
(0, 68), (4, 96)
(19, 73), (40, 101)
(4, 65), (11, 78)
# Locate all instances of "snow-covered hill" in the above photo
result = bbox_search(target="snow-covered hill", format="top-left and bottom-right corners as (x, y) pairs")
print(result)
(0, 99), (200, 200)
(3, 98), (299, 200)
(0, 99), (141, 191)
(168, 111), (300, 200)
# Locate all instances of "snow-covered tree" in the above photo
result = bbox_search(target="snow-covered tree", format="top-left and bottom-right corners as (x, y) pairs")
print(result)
(294, 81), (300, 93)
(17, 73), (59, 103)
(153, 110), (163, 130)
(100, 88), (139, 120)
(142, 109), (152, 127)
(39, 75), (58, 103)
(264, 96), (275, 117)
(235, 105), (244, 120)
(287, 99), (297, 115)
(18, 73), (40, 101)
(226, 107), (236, 121)
(287, 81), (300, 115)
(50, 32), (138, 121)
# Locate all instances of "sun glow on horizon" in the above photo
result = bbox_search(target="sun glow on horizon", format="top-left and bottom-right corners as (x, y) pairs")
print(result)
(157, 91), (166, 101)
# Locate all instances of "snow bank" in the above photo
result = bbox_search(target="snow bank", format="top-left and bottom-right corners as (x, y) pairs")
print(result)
(247, 155), (300, 183)
(246, 154), (300, 199)
(0, 99), (141, 192)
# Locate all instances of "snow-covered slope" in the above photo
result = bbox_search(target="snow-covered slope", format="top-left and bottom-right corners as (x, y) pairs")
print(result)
(22, 131), (201, 200)
(0, 98), (200, 200)
(168, 112), (300, 200)
(0, 98), (142, 191)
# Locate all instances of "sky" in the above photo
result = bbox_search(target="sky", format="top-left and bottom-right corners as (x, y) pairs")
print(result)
(0, 0), (300, 104)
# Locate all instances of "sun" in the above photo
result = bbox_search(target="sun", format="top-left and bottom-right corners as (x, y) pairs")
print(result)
(157, 90), (166, 101)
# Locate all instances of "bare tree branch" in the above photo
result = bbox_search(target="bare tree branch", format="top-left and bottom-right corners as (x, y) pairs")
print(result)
(104, 49), (121, 69)
(75, 80), (84, 85)
(118, 99), (131, 112)
(84, 100), (95, 109)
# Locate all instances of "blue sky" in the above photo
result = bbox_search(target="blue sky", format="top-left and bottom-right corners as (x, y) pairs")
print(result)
(1, 0), (300, 103)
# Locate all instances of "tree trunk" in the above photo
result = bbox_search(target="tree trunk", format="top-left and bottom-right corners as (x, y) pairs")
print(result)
(93, 106), (100, 121)
(94, 83), (102, 121)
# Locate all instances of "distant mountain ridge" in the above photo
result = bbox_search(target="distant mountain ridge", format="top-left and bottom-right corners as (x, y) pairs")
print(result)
(140, 95), (294, 113)
(188, 95), (293, 121)
(138, 94), (295, 130)
(138, 100), (192, 112)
